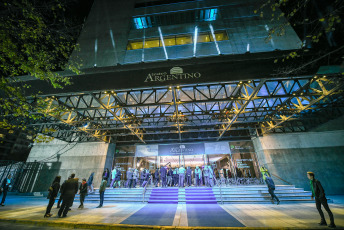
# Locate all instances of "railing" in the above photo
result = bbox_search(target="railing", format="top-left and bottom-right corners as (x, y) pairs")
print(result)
(142, 175), (152, 203)
(271, 173), (293, 185)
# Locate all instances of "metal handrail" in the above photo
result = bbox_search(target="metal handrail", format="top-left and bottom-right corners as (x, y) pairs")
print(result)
(270, 173), (293, 185)
(142, 175), (152, 203)
(218, 178), (223, 204)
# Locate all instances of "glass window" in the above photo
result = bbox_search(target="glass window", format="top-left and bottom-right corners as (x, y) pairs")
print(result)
(127, 40), (143, 50)
(176, 35), (192, 45)
(164, 36), (176, 46)
(200, 8), (218, 22)
(214, 31), (228, 41)
(133, 16), (152, 29)
(197, 32), (211, 43)
(144, 38), (160, 48)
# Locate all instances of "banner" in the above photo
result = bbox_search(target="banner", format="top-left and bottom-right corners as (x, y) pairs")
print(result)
(229, 141), (255, 153)
(204, 141), (231, 155)
(158, 143), (205, 156)
(135, 145), (158, 157)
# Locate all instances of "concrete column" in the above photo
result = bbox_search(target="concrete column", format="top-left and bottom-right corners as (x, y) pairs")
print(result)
(25, 139), (115, 192)
(252, 130), (344, 194)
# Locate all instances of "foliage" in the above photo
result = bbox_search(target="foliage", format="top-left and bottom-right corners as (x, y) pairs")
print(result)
(0, 0), (82, 142)
(255, 0), (344, 67)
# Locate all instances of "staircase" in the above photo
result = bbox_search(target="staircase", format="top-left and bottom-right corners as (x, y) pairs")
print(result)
(185, 187), (217, 204)
(148, 188), (179, 204)
(75, 185), (318, 204)
(213, 185), (315, 203)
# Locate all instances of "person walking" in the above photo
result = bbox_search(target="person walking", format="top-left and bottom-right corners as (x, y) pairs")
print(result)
(160, 166), (167, 188)
(186, 166), (192, 187)
(265, 176), (280, 205)
(0, 174), (12, 206)
(195, 166), (202, 187)
(57, 176), (70, 208)
(97, 177), (107, 208)
(58, 174), (78, 218)
(87, 172), (95, 194)
(44, 176), (61, 217)
(178, 165), (186, 187)
(78, 178), (88, 209)
(307, 172), (336, 228)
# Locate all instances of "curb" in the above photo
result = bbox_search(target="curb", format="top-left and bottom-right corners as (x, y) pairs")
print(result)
(0, 218), (334, 230)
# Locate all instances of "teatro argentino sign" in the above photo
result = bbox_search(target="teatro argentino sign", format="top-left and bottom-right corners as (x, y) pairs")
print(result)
(144, 67), (201, 83)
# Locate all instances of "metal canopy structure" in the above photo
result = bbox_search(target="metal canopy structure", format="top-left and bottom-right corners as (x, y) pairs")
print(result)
(25, 73), (344, 145)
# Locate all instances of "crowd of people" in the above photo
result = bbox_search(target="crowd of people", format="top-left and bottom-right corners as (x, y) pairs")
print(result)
(43, 172), (108, 218)
(109, 165), (240, 189)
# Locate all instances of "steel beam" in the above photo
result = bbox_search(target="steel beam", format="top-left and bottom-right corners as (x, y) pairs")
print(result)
(217, 79), (266, 141)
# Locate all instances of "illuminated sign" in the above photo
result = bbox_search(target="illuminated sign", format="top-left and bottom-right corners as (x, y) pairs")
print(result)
(144, 67), (201, 83)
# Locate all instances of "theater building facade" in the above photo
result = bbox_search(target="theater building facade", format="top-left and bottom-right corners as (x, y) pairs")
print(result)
(25, 0), (344, 194)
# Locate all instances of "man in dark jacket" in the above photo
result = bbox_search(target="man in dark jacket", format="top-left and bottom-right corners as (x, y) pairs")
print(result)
(167, 168), (173, 187)
(58, 174), (78, 217)
(160, 166), (167, 188)
(0, 174), (12, 206)
(97, 177), (108, 208)
(78, 178), (88, 209)
(265, 176), (280, 205)
(307, 172), (335, 228)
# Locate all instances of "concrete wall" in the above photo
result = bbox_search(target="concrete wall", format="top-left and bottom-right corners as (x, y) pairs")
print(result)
(253, 130), (344, 195)
(25, 139), (115, 192)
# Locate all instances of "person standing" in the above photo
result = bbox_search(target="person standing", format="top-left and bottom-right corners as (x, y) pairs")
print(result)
(126, 168), (133, 188)
(307, 172), (335, 228)
(178, 165), (186, 188)
(195, 166), (202, 187)
(186, 166), (192, 187)
(44, 176), (61, 217)
(58, 174), (78, 218)
(160, 166), (167, 188)
(133, 168), (138, 188)
(97, 177), (107, 208)
(167, 168), (173, 187)
(87, 172), (95, 194)
(0, 174), (12, 206)
(110, 167), (117, 188)
(102, 168), (110, 185)
(140, 169), (145, 186)
(265, 176), (280, 205)
(154, 168), (160, 187)
(114, 168), (122, 188)
(173, 168), (178, 186)
(203, 166), (210, 187)
(78, 178), (88, 209)
(208, 166), (214, 187)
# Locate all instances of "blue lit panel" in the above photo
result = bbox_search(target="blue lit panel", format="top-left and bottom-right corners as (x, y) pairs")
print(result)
(201, 8), (218, 21)
(133, 17), (151, 29)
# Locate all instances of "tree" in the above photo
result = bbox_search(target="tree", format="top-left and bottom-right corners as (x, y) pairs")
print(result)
(0, 0), (84, 142)
(255, 0), (344, 76)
